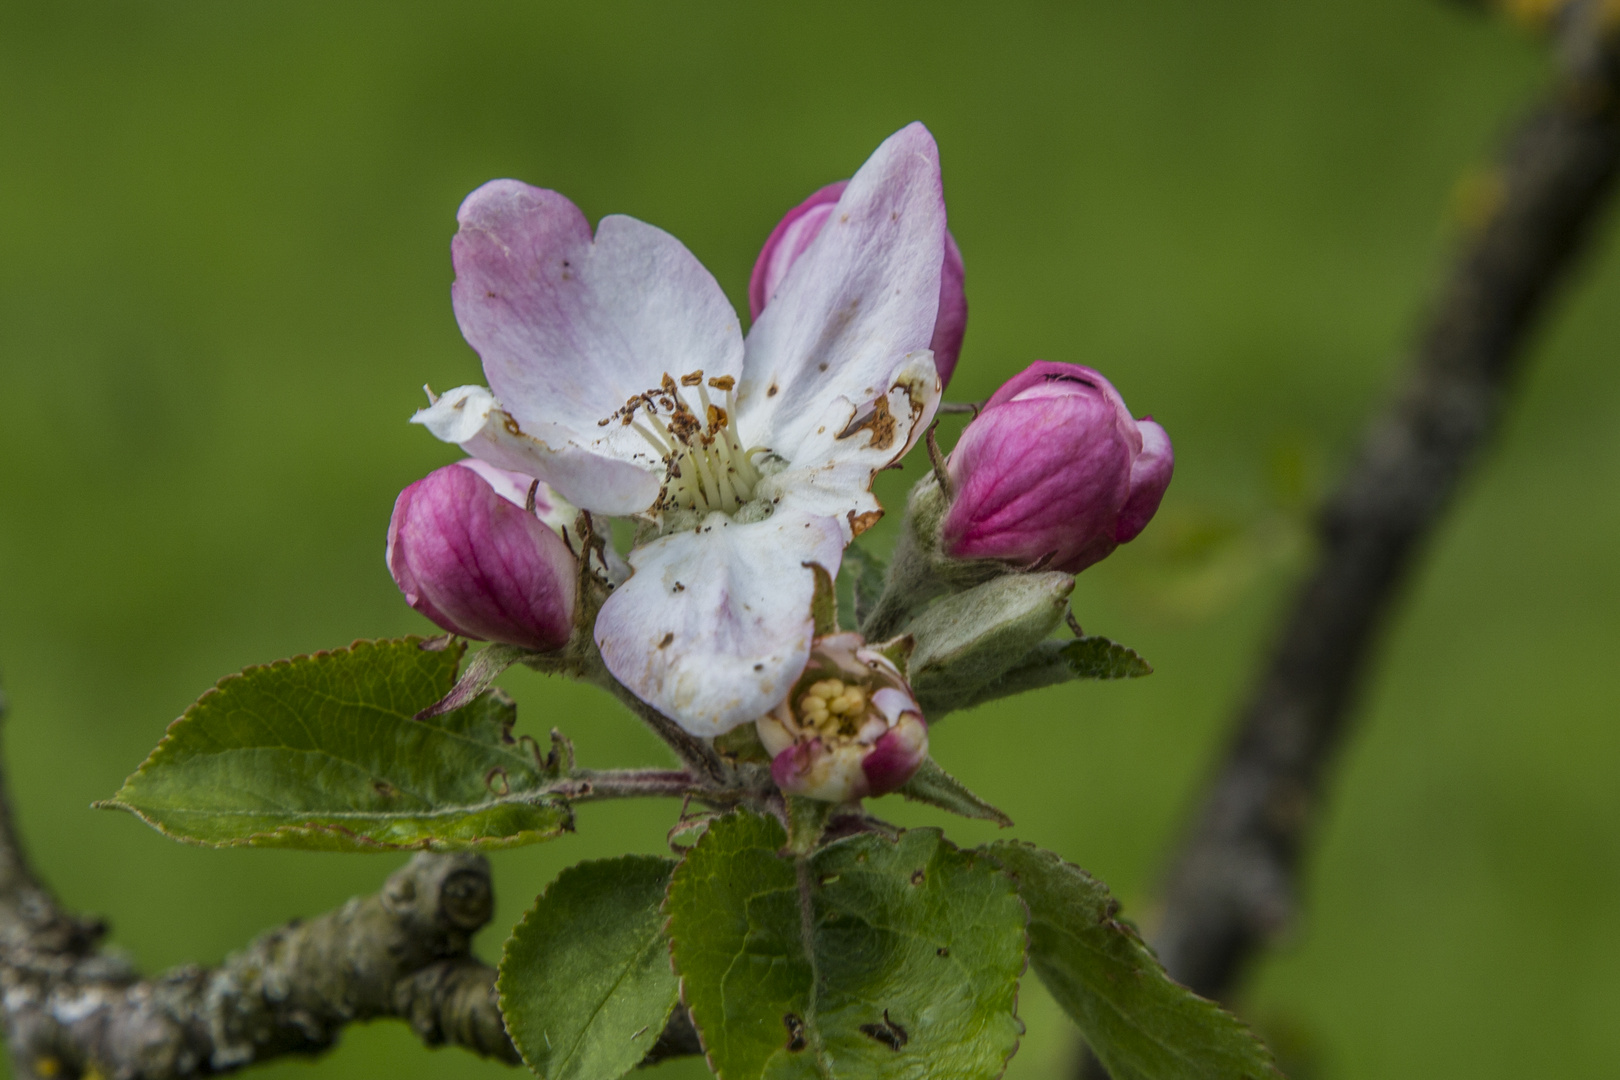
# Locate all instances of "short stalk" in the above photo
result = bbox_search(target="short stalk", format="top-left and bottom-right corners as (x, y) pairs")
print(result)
(548, 769), (705, 802)
(603, 679), (730, 785)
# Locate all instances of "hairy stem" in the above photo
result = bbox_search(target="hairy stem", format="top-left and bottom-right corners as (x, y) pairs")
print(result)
(603, 679), (730, 785)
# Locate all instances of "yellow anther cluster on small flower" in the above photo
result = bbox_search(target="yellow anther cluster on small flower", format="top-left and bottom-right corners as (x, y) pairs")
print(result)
(758, 632), (928, 803)
(799, 679), (868, 735)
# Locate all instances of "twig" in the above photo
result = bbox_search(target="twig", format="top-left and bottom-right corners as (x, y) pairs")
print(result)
(1145, 0), (1620, 1008)
(550, 768), (708, 801)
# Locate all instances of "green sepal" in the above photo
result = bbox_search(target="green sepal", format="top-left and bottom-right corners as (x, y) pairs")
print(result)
(836, 541), (887, 631)
(907, 571), (1075, 714)
(785, 795), (836, 854)
(714, 721), (772, 765)
(665, 810), (1026, 1080)
(898, 758), (1013, 827)
(809, 561), (840, 637)
(498, 856), (680, 1080)
(930, 634), (1153, 718)
(99, 637), (573, 852)
(1061, 635), (1154, 678)
(983, 842), (1280, 1080)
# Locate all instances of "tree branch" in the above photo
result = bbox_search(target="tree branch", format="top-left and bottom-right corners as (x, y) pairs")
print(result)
(0, 697), (701, 1078)
(1148, 0), (1620, 1005)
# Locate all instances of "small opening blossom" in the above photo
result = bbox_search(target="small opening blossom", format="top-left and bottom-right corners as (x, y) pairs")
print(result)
(941, 361), (1173, 574)
(386, 460), (578, 651)
(756, 632), (928, 803)
(411, 124), (950, 736)
(748, 180), (968, 389)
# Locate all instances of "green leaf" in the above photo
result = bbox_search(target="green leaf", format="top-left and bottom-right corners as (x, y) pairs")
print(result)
(499, 856), (680, 1080)
(1060, 636), (1153, 679)
(836, 542), (887, 631)
(99, 637), (573, 852)
(934, 636), (1154, 718)
(666, 810), (1025, 1080)
(984, 843), (1279, 1080)
(897, 758), (1013, 827)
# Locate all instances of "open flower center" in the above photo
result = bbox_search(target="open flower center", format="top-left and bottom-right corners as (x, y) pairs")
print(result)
(602, 371), (768, 516)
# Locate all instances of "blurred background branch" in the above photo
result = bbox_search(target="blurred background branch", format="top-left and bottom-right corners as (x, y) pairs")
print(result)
(1085, 0), (1620, 1072)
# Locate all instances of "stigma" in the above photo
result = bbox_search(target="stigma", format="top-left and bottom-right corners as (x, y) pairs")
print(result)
(602, 371), (767, 516)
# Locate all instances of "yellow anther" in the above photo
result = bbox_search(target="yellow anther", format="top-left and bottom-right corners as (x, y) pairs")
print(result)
(829, 689), (866, 716)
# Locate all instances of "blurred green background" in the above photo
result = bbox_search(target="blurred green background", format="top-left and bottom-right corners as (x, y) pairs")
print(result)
(2, 2), (1616, 1077)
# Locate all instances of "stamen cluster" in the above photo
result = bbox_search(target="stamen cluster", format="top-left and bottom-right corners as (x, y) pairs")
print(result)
(602, 371), (767, 516)
(757, 632), (928, 803)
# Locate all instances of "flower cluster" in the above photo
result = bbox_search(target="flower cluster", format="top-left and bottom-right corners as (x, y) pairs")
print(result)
(387, 123), (1172, 802)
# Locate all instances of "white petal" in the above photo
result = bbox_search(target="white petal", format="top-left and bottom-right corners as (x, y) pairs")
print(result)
(413, 385), (661, 515)
(757, 352), (941, 539)
(594, 509), (844, 736)
(736, 124), (945, 461)
(452, 180), (745, 461)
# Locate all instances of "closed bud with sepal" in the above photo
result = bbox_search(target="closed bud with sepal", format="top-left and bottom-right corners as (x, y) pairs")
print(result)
(941, 361), (1172, 574)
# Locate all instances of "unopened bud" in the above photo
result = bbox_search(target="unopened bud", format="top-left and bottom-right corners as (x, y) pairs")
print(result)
(756, 632), (928, 803)
(748, 180), (968, 388)
(941, 361), (1172, 574)
(386, 460), (578, 651)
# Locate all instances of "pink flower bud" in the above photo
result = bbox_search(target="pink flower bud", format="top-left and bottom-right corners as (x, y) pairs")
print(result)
(386, 460), (578, 651)
(748, 180), (968, 388)
(756, 632), (928, 804)
(940, 361), (1173, 574)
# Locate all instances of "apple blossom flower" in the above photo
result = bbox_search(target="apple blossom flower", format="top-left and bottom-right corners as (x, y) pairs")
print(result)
(749, 180), (968, 388)
(412, 124), (948, 736)
(387, 459), (577, 651)
(941, 361), (1173, 573)
(756, 632), (928, 803)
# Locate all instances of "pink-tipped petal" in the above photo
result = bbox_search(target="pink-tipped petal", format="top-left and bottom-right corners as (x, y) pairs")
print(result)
(1116, 418), (1174, 543)
(749, 169), (968, 391)
(748, 181), (847, 320)
(387, 463), (578, 650)
(930, 231), (968, 388)
(859, 713), (928, 797)
(738, 123), (946, 460)
(451, 180), (744, 459)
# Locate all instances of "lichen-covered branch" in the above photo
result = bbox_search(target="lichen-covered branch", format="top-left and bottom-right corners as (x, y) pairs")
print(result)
(1, 831), (520, 1078)
(0, 690), (704, 1078)
(1150, 0), (1620, 1003)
